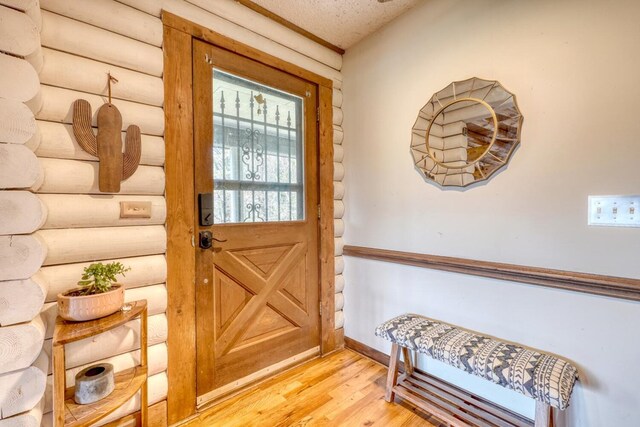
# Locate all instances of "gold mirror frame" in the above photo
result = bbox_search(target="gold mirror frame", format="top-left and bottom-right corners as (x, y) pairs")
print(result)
(411, 78), (523, 187)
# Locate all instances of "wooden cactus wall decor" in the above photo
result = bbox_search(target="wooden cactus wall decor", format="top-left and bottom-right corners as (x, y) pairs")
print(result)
(72, 74), (141, 193)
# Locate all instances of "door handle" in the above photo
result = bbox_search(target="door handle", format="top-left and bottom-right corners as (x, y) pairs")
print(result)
(199, 231), (227, 250)
(199, 231), (212, 249)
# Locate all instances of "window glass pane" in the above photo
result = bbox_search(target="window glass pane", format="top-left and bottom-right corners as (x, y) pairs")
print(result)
(212, 69), (305, 223)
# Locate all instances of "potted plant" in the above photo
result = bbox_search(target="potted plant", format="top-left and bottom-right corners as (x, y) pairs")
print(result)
(57, 262), (130, 322)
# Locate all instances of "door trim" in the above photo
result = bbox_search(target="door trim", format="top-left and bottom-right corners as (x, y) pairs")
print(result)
(163, 11), (336, 425)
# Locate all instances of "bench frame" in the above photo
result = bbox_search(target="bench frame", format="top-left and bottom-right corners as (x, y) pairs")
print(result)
(385, 343), (554, 427)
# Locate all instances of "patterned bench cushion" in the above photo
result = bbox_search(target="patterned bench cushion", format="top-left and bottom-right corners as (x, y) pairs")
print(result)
(375, 313), (578, 410)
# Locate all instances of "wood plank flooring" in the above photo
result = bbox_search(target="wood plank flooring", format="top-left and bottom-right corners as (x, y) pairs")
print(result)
(183, 349), (444, 427)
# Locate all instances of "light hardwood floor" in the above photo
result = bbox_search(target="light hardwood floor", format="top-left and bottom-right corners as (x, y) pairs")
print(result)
(183, 349), (443, 427)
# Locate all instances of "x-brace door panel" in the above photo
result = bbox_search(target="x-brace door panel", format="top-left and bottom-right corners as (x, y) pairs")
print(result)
(193, 39), (320, 400)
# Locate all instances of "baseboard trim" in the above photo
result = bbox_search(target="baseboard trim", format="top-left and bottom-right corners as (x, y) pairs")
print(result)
(335, 327), (345, 349)
(344, 336), (405, 371)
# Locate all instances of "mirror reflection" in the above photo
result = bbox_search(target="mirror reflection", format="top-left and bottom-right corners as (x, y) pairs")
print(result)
(411, 78), (523, 187)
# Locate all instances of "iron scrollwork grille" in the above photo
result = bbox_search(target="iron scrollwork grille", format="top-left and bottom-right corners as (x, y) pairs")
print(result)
(212, 70), (305, 224)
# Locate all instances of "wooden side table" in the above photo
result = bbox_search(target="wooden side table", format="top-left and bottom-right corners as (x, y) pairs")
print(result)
(52, 300), (148, 427)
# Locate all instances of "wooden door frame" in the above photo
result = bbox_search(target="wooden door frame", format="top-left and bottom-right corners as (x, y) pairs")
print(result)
(163, 12), (335, 425)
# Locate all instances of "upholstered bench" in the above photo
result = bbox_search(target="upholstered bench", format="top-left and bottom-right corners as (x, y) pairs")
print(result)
(376, 314), (578, 427)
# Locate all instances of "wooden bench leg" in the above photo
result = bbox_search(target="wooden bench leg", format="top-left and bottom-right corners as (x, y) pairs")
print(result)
(402, 347), (413, 375)
(534, 401), (552, 427)
(385, 343), (401, 402)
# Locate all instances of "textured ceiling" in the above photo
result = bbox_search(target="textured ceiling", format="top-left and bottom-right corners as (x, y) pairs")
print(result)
(251, 0), (422, 50)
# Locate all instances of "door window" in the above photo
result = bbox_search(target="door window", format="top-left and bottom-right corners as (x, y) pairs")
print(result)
(212, 70), (305, 223)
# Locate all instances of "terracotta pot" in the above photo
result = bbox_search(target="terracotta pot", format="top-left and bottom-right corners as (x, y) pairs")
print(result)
(57, 284), (125, 322)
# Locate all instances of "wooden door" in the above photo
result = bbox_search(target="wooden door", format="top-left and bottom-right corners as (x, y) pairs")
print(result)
(192, 39), (320, 404)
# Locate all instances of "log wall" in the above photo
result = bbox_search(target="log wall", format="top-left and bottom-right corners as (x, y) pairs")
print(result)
(0, 0), (344, 424)
(0, 2), (48, 427)
(0, 0), (170, 424)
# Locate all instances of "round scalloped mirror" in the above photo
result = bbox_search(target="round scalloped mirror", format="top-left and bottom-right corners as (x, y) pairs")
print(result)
(411, 78), (523, 187)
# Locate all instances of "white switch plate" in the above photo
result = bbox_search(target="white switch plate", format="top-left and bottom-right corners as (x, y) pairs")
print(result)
(588, 195), (640, 227)
(120, 201), (152, 218)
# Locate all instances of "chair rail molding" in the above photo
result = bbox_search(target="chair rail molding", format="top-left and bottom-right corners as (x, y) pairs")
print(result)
(343, 245), (640, 301)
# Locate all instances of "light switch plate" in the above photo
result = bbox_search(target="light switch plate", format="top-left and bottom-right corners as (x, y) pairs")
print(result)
(120, 201), (152, 218)
(588, 195), (640, 227)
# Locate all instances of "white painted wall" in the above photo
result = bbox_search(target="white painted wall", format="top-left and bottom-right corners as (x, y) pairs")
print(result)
(341, 0), (640, 425)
